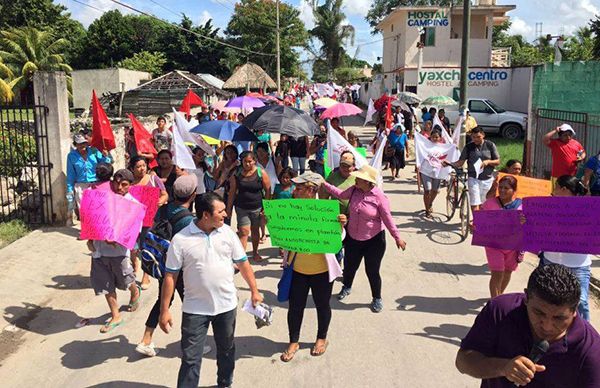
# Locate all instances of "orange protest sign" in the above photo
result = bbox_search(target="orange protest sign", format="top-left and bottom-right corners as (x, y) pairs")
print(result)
(497, 173), (552, 198)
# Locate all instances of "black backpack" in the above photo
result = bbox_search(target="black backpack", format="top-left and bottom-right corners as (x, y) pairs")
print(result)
(141, 207), (192, 279)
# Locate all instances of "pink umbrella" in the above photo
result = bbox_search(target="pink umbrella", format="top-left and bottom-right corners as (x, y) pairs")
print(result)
(211, 100), (241, 113)
(320, 103), (362, 119)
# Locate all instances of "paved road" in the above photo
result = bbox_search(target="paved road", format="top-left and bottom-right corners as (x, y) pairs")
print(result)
(0, 125), (598, 388)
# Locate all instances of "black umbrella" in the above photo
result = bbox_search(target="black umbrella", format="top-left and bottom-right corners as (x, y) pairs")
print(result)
(242, 105), (319, 137)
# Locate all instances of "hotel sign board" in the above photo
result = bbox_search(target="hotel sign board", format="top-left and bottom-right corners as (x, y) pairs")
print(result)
(407, 10), (449, 27)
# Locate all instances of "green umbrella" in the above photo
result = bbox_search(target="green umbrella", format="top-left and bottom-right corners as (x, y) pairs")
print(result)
(421, 95), (458, 106)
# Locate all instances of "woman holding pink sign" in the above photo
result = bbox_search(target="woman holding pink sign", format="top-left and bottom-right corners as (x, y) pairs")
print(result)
(130, 156), (168, 290)
(479, 175), (523, 298)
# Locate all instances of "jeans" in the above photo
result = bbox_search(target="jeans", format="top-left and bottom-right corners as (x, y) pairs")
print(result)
(178, 308), (237, 388)
(343, 231), (386, 299)
(539, 256), (590, 321)
(145, 273), (184, 329)
(291, 157), (306, 174)
(314, 162), (325, 178)
(288, 271), (333, 343)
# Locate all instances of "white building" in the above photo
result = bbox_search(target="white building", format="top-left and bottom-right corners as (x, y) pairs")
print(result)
(375, 0), (531, 112)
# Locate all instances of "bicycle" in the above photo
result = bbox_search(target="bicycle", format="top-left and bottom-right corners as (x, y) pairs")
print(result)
(444, 165), (471, 240)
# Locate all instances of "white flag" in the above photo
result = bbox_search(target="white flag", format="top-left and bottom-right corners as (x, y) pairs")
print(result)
(414, 132), (460, 181)
(364, 98), (376, 126)
(172, 109), (215, 170)
(433, 113), (453, 145)
(370, 132), (388, 188)
(452, 115), (464, 146)
(326, 119), (368, 171)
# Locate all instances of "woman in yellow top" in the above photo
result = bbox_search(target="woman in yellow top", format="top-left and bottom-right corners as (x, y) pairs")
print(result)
(279, 171), (346, 362)
(463, 108), (478, 137)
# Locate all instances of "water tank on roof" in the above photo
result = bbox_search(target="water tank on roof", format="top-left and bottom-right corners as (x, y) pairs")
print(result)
(478, 0), (497, 5)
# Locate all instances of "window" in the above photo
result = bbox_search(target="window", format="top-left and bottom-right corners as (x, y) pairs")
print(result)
(419, 27), (436, 47)
(469, 100), (492, 113)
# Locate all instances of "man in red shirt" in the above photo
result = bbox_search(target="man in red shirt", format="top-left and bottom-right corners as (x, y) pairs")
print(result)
(543, 123), (585, 187)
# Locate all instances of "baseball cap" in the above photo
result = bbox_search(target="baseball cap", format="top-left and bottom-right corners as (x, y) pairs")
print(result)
(292, 171), (323, 186)
(558, 123), (575, 135)
(173, 174), (198, 198)
(73, 134), (87, 144)
(113, 169), (134, 183)
(339, 153), (355, 166)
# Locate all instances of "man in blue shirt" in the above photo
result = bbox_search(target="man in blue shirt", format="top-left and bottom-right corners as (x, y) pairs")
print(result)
(583, 151), (600, 196)
(66, 134), (112, 221)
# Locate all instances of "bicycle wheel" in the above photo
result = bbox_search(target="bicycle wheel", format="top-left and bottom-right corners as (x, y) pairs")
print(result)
(446, 176), (458, 220)
(459, 190), (471, 240)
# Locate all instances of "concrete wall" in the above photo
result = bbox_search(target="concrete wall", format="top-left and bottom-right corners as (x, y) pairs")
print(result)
(72, 68), (151, 110)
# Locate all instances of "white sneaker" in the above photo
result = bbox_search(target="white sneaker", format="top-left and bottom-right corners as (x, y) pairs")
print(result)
(203, 345), (211, 355)
(136, 342), (158, 357)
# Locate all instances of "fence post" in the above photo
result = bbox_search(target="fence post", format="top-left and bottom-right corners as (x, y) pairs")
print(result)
(33, 71), (71, 224)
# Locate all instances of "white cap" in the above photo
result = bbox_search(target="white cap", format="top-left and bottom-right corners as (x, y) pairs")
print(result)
(558, 123), (575, 135)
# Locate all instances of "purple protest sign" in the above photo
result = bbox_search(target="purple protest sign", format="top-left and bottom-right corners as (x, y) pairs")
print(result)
(472, 210), (523, 250)
(129, 185), (160, 227)
(79, 189), (146, 250)
(523, 197), (600, 255)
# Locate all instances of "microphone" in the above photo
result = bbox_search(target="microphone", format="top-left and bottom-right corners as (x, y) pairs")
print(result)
(513, 341), (549, 387)
(528, 340), (549, 363)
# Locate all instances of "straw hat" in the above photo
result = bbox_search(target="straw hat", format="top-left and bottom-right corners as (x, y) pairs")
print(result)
(351, 165), (379, 185)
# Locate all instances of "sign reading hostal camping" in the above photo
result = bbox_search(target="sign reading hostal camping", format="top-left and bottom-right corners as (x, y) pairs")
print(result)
(418, 69), (510, 88)
(407, 10), (449, 27)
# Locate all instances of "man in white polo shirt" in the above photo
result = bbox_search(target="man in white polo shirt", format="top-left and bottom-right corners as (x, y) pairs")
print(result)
(159, 192), (262, 388)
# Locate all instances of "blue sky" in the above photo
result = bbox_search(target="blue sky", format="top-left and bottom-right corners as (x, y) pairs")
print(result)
(58, 0), (600, 67)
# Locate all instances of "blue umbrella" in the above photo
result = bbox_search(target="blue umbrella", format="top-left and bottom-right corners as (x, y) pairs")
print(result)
(190, 120), (258, 142)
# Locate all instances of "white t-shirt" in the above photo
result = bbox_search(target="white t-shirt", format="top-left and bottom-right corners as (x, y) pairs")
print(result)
(166, 222), (248, 315)
(258, 158), (279, 192)
(152, 128), (173, 151)
(191, 168), (206, 194)
(544, 252), (591, 268)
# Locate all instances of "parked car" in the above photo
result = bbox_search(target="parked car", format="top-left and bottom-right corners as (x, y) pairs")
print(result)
(445, 99), (527, 140)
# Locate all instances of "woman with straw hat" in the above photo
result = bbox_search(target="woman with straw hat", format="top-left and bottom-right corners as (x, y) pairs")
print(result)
(321, 165), (407, 313)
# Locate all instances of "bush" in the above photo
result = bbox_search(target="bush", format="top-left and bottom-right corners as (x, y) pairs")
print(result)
(0, 219), (29, 248)
(0, 127), (37, 178)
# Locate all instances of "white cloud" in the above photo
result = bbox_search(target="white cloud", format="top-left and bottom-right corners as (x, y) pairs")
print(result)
(199, 10), (213, 26)
(297, 0), (315, 29)
(508, 16), (534, 38)
(342, 0), (372, 18)
(57, 0), (135, 27)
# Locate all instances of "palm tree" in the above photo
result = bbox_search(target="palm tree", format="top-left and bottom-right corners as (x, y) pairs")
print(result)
(309, 0), (355, 79)
(0, 27), (72, 102)
(0, 56), (14, 103)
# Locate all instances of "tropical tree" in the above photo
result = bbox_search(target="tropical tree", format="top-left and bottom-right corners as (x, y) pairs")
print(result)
(117, 51), (167, 76)
(0, 27), (72, 100)
(309, 0), (355, 80)
(591, 15), (600, 59)
(0, 57), (14, 102)
(563, 27), (594, 61)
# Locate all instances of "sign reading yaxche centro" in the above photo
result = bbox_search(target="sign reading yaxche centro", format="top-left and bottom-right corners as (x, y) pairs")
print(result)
(418, 69), (510, 88)
(407, 10), (449, 27)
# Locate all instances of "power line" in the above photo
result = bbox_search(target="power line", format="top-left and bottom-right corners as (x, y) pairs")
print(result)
(107, 0), (275, 57)
(148, 0), (181, 18)
(70, 0), (104, 13)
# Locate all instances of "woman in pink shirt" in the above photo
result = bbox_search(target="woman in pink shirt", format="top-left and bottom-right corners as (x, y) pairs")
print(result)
(479, 175), (523, 298)
(322, 165), (407, 313)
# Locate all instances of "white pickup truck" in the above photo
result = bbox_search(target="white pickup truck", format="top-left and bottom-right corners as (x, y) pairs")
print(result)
(445, 99), (527, 140)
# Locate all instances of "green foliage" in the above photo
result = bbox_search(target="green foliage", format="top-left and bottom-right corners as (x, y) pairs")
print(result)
(333, 67), (366, 84)
(591, 15), (600, 59)
(0, 127), (37, 178)
(309, 0), (355, 81)
(311, 59), (330, 83)
(372, 63), (383, 74)
(366, 0), (461, 34)
(0, 219), (29, 248)
(118, 51), (167, 76)
(224, 0), (308, 78)
(563, 27), (594, 61)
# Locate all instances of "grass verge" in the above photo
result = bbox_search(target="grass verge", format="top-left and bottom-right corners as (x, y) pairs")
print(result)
(489, 136), (525, 169)
(0, 220), (30, 249)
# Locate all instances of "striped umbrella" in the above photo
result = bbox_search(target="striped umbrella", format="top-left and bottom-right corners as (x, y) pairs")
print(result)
(421, 95), (458, 106)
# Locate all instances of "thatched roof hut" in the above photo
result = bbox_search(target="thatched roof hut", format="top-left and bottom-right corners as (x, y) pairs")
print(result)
(120, 70), (232, 117)
(223, 62), (277, 91)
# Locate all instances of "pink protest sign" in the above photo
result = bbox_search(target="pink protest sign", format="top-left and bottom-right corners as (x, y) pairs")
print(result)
(523, 197), (600, 255)
(129, 185), (160, 227)
(79, 189), (146, 250)
(472, 210), (523, 250)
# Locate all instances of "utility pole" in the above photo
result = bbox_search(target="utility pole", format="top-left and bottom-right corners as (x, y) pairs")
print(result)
(458, 0), (471, 148)
(276, 0), (281, 96)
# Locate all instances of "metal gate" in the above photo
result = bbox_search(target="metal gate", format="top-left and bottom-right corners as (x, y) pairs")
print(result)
(531, 109), (588, 179)
(0, 103), (53, 224)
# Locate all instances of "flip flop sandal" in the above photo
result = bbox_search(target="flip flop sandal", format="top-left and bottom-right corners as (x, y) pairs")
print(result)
(280, 347), (299, 362)
(128, 285), (142, 312)
(311, 340), (329, 357)
(100, 319), (124, 333)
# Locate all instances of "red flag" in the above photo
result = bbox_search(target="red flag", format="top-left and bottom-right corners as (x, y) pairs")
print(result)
(385, 98), (393, 134)
(179, 89), (205, 116)
(128, 114), (158, 169)
(91, 90), (116, 151)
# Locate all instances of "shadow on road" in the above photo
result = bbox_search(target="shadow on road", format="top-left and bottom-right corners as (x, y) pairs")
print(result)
(85, 381), (168, 388)
(418, 261), (489, 277)
(396, 296), (487, 316)
(60, 334), (136, 369)
(408, 323), (470, 347)
(3, 302), (87, 335)
(395, 213), (466, 245)
(46, 274), (90, 290)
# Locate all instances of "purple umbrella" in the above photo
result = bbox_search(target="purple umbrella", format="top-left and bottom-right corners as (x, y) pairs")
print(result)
(225, 96), (265, 111)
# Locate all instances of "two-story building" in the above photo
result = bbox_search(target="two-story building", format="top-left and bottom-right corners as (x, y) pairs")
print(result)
(375, 0), (531, 112)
